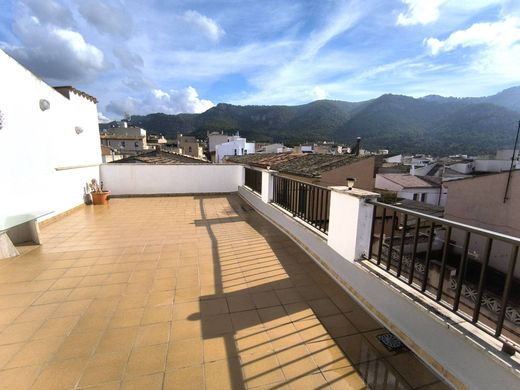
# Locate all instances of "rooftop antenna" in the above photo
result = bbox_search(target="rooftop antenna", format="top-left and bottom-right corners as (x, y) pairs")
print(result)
(503, 120), (520, 203)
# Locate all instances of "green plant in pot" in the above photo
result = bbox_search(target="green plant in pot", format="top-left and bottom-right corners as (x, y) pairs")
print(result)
(89, 179), (110, 205)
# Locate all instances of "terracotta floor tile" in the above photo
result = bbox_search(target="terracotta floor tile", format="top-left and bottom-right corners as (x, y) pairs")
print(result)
(319, 313), (359, 338)
(109, 308), (144, 329)
(0, 343), (24, 369)
(164, 365), (204, 390)
(5, 336), (64, 368)
(125, 343), (168, 377)
(307, 339), (354, 371)
(170, 320), (202, 341)
(322, 366), (367, 390)
(386, 352), (440, 389)
(335, 334), (381, 365)
(32, 357), (88, 390)
(166, 338), (203, 369)
(287, 372), (328, 389)
(135, 322), (170, 347)
(0, 321), (42, 345)
(204, 357), (244, 390)
(240, 352), (285, 388)
(141, 305), (172, 325)
(120, 373), (164, 390)
(96, 326), (138, 354)
(53, 330), (103, 360)
(200, 297), (229, 317)
(355, 359), (411, 390)
(251, 291), (281, 309)
(0, 365), (41, 390)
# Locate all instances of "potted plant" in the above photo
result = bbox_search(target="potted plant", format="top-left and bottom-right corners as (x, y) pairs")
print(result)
(89, 179), (110, 205)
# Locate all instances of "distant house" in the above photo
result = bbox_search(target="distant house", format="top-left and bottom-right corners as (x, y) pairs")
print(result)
(256, 143), (292, 154)
(376, 173), (445, 206)
(147, 134), (168, 149)
(100, 121), (149, 155)
(227, 153), (377, 190)
(214, 134), (255, 163)
(101, 145), (123, 163)
(444, 170), (520, 277)
(175, 133), (204, 159)
(110, 149), (209, 164)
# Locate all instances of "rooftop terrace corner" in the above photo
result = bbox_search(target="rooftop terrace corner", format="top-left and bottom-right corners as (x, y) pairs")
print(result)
(0, 195), (447, 390)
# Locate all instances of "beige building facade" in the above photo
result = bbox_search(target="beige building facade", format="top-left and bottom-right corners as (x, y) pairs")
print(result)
(444, 171), (520, 276)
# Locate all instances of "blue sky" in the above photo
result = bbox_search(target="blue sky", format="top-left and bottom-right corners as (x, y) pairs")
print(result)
(1, 0), (520, 121)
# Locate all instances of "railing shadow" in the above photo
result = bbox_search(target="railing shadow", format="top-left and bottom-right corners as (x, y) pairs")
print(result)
(189, 194), (423, 389)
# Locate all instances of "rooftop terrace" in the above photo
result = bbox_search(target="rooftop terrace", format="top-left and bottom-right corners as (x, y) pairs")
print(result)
(0, 195), (445, 389)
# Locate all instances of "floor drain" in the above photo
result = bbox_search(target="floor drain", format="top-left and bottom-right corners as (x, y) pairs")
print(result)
(377, 332), (407, 352)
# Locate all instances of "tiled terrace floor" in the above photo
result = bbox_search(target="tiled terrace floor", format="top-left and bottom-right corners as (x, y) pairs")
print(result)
(0, 195), (448, 390)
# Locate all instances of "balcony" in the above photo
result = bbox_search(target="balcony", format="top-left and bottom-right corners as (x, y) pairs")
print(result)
(0, 162), (518, 389)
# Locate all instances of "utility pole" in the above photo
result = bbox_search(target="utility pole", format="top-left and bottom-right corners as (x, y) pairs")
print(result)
(503, 120), (520, 203)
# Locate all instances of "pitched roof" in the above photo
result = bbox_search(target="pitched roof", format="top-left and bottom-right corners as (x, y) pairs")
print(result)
(111, 150), (210, 164)
(379, 173), (438, 188)
(53, 86), (98, 103)
(226, 153), (367, 177)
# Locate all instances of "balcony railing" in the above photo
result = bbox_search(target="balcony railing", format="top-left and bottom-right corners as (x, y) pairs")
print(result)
(366, 200), (520, 347)
(244, 167), (262, 194)
(272, 175), (330, 234)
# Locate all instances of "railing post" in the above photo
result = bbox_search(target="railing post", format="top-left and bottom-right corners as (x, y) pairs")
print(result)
(261, 170), (274, 203)
(327, 186), (379, 262)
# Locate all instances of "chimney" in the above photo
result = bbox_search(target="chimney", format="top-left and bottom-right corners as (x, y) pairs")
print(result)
(356, 137), (361, 156)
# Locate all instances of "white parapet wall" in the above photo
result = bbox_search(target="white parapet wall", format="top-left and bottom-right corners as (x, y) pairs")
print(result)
(100, 163), (244, 195)
(0, 50), (101, 222)
(238, 172), (520, 390)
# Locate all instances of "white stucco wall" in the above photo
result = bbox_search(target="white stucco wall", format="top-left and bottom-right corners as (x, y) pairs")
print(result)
(0, 50), (101, 221)
(474, 159), (519, 172)
(215, 139), (255, 163)
(100, 164), (244, 195)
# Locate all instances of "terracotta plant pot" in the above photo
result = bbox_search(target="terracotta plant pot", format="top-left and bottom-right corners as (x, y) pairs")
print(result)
(91, 191), (110, 205)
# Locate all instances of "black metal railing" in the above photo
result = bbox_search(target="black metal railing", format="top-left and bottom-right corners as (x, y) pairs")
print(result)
(367, 200), (520, 349)
(244, 167), (262, 194)
(272, 175), (331, 234)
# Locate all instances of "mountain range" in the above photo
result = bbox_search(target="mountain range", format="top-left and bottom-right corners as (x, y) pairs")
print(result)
(101, 87), (520, 156)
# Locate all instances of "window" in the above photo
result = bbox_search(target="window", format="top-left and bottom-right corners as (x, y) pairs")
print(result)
(421, 193), (427, 202)
(244, 149), (248, 155)
(188, 146), (192, 153)
(413, 193), (419, 201)
(134, 142), (139, 148)
(121, 141), (126, 148)
(241, 148), (244, 155)
(234, 149), (237, 155)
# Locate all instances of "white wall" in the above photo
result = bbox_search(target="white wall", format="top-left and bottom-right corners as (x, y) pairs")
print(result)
(0, 50), (101, 221)
(215, 138), (255, 163)
(100, 164), (244, 195)
(474, 159), (519, 172)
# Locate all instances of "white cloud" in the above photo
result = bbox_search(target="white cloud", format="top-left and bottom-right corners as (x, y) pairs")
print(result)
(313, 86), (327, 100)
(425, 16), (520, 55)
(22, 0), (74, 27)
(183, 10), (225, 42)
(77, 0), (134, 38)
(6, 16), (105, 81)
(397, 0), (446, 26)
(106, 86), (214, 116)
(98, 111), (112, 124)
(113, 46), (144, 72)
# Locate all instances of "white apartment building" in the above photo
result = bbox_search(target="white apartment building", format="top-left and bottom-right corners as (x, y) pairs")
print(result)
(212, 133), (255, 163)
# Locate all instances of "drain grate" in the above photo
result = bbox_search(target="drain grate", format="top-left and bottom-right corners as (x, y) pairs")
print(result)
(376, 332), (407, 352)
